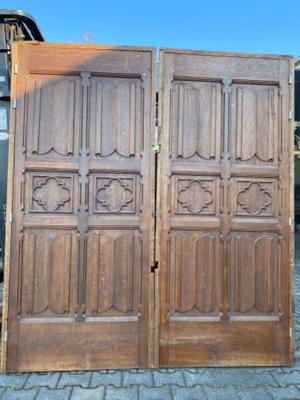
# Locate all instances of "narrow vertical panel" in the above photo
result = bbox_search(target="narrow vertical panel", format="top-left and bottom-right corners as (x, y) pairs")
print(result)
(22, 233), (36, 315)
(49, 234), (72, 314)
(86, 232), (100, 314)
(98, 233), (113, 313)
(95, 81), (103, 156)
(179, 235), (196, 313)
(236, 87), (243, 159)
(255, 236), (274, 313)
(32, 234), (49, 315)
(176, 84), (184, 157)
(129, 81), (136, 156)
(66, 80), (76, 155)
(32, 80), (42, 154)
(113, 234), (134, 313)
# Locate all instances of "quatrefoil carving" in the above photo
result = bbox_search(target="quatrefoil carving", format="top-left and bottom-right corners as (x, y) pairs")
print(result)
(96, 178), (133, 213)
(237, 182), (272, 215)
(32, 177), (71, 212)
(177, 180), (213, 214)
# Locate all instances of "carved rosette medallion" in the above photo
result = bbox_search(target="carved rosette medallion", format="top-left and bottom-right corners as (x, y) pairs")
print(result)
(177, 180), (213, 214)
(32, 176), (71, 212)
(237, 182), (272, 215)
(96, 178), (133, 213)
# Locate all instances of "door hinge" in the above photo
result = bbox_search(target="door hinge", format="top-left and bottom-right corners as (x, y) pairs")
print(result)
(9, 212), (13, 223)
(289, 110), (293, 120)
(14, 64), (18, 74)
(152, 143), (161, 154)
(288, 216), (293, 226)
(289, 327), (293, 338)
(3, 331), (8, 343)
(13, 99), (17, 109)
(150, 261), (159, 273)
(289, 74), (293, 85)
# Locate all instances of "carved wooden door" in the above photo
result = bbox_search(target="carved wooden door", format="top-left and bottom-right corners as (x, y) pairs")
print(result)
(4, 43), (155, 371)
(157, 49), (294, 366)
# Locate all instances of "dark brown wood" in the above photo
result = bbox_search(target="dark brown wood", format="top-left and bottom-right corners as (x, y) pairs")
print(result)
(4, 43), (155, 371)
(157, 48), (294, 366)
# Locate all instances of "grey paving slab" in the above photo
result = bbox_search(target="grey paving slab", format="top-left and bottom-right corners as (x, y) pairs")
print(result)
(171, 384), (206, 400)
(57, 371), (91, 388)
(0, 388), (37, 400)
(183, 371), (216, 386)
(90, 371), (122, 387)
(272, 371), (300, 386)
(36, 387), (72, 400)
(0, 373), (28, 389)
(266, 385), (300, 399)
(70, 386), (105, 400)
(203, 386), (238, 400)
(153, 370), (185, 386)
(105, 386), (138, 400)
(212, 370), (278, 387)
(24, 372), (61, 389)
(236, 386), (273, 400)
(123, 370), (153, 386)
(139, 385), (172, 400)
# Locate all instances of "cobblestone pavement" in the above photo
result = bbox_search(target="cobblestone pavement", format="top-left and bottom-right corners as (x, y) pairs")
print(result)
(1, 241), (300, 400)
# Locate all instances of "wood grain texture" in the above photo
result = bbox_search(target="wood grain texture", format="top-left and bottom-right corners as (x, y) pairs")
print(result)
(157, 48), (294, 367)
(3, 42), (155, 372)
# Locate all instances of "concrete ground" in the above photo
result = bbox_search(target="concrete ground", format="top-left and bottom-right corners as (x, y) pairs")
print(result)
(1, 239), (300, 400)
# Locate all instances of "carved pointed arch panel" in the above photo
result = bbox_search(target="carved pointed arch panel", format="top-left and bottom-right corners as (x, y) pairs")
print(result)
(24, 75), (81, 158)
(169, 232), (221, 318)
(171, 80), (222, 161)
(230, 84), (280, 165)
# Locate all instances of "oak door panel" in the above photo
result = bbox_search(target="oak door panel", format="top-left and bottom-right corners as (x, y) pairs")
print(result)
(158, 49), (293, 366)
(5, 43), (155, 371)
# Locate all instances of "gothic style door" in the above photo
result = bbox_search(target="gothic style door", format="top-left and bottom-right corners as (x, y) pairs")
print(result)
(4, 43), (155, 371)
(157, 49), (294, 366)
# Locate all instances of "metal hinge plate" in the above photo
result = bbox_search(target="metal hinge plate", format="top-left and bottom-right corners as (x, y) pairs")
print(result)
(288, 216), (293, 226)
(289, 110), (293, 120)
(289, 327), (293, 337)
(152, 143), (161, 154)
(289, 75), (293, 85)
(3, 331), (8, 343)
(14, 64), (18, 74)
(150, 261), (159, 273)
(13, 99), (17, 109)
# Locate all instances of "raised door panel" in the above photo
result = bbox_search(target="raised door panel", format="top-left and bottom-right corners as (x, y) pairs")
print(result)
(24, 75), (81, 159)
(230, 84), (280, 165)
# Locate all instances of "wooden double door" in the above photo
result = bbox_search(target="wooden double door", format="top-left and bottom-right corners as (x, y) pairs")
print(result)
(3, 43), (293, 371)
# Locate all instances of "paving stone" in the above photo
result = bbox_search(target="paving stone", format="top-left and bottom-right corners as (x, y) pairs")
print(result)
(172, 385), (206, 400)
(90, 371), (122, 387)
(139, 385), (172, 400)
(183, 371), (215, 386)
(272, 371), (300, 386)
(123, 371), (153, 386)
(105, 386), (138, 400)
(213, 370), (278, 387)
(57, 372), (91, 388)
(36, 387), (72, 400)
(153, 370), (185, 386)
(0, 373), (29, 389)
(70, 386), (105, 400)
(266, 385), (300, 399)
(236, 386), (273, 400)
(24, 372), (60, 389)
(1, 388), (37, 400)
(203, 386), (238, 400)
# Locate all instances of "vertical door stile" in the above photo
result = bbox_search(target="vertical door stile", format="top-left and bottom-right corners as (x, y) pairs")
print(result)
(220, 78), (232, 321)
(76, 71), (91, 322)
